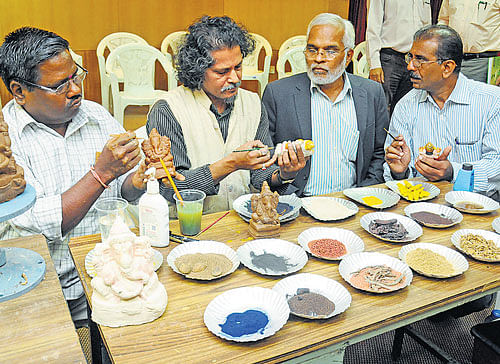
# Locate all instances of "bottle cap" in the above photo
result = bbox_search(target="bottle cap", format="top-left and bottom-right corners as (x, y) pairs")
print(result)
(463, 163), (473, 171)
(145, 167), (159, 194)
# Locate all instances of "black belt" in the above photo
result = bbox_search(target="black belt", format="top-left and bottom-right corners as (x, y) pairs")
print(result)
(463, 51), (500, 60)
(380, 48), (406, 57)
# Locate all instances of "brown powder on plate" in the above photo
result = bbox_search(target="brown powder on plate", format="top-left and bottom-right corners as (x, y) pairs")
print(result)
(405, 248), (455, 276)
(287, 288), (335, 318)
(349, 264), (406, 292)
(410, 211), (454, 226)
(174, 253), (233, 279)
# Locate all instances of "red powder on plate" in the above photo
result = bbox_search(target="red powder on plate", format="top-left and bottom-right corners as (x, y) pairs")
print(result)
(308, 239), (347, 259)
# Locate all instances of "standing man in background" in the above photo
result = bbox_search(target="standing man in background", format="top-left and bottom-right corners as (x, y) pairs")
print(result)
(366, 0), (432, 113)
(439, 0), (500, 83)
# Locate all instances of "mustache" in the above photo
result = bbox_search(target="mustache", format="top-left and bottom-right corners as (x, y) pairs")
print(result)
(409, 72), (421, 80)
(221, 82), (241, 92)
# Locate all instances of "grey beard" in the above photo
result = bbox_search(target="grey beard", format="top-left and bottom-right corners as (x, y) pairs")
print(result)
(307, 54), (347, 85)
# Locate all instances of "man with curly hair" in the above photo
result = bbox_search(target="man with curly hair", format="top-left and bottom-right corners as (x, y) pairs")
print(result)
(147, 16), (306, 214)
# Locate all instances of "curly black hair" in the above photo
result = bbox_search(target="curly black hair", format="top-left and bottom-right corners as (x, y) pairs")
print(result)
(175, 16), (255, 90)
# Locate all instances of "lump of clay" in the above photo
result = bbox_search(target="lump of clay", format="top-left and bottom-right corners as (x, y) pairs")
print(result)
(91, 217), (167, 327)
(0, 111), (26, 203)
(141, 128), (176, 180)
(274, 139), (314, 157)
(248, 181), (280, 238)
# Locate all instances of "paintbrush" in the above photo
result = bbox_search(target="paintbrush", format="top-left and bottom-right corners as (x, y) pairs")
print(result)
(159, 157), (184, 206)
(233, 146), (275, 152)
(384, 128), (398, 141)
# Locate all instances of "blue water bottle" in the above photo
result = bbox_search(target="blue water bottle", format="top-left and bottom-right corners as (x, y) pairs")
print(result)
(453, 163), (474, 192)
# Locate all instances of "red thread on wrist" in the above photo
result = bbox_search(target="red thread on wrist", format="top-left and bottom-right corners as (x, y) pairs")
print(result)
(90, 165), (110, 189)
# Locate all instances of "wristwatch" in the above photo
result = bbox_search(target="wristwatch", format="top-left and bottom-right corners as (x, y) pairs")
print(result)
(275, 171), (295, 184)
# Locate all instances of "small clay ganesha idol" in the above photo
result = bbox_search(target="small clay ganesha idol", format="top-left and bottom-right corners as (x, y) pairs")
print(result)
(418, 142), (441, 159)
(248, 181), (280, 238)
(141, 128), (177, 180)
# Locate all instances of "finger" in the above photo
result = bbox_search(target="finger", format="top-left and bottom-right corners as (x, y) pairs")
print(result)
(386, 146), (404, 158)
(281, 147), (291, 166)
(127, 154), (141, 169)
(175, 173), (186, 181)
(436, 145), (452, 161)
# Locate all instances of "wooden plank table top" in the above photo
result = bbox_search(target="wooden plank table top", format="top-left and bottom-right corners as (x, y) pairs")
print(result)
(0, 234), (85, 364)
(69, 182), (500, 364)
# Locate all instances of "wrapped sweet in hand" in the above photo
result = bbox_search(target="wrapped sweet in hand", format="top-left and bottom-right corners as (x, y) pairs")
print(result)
(274, 139), (314, 158)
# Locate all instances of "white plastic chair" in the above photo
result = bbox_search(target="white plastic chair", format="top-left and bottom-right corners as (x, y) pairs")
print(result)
(68, 48), (84, 97)
(277, 46), (307, 79)
(242, 33), (273, 96)
(160, 31), (187, 67)
(96, 32), (148, 111)
(352, 41), (369, 78)
(106, 43), (174, 126)
(278, 35), (306, 57)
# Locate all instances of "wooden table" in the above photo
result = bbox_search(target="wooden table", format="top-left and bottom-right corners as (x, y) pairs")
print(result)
(0, 235), (86, 364)
(69, 182), (500, 364)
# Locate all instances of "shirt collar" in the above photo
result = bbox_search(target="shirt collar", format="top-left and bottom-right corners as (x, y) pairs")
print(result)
(310, 72), (352, 102)
(418, 72), (470, 106)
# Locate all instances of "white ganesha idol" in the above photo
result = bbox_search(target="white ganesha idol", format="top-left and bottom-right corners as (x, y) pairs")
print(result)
(91, 217), (167, 327)
(274, 139), (315, 157)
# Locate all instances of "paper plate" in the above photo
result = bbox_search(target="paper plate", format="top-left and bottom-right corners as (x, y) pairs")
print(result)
(339, 252), (412, 293)
(444, 191), (499, 214)
(301, 196), (359, 221)
(343, 187), (400, 209)
(404, 202), (463, 228)
(85, 246), (163, 278)
(237, 209), (300, 224)
(237, 239), (308, 276)
(272, 273), (351, 319)
(233, 193), (302, 221)
(360, 212), (423, 243)
(385, 180), (440, 202)
(493, 217), (500, 235)
(451, 229), (500, 262)
(166, 240), (239, 280)
(297, 227), (364, 260)
(204, 286), (290, 342)
(399, 242), (468, 278)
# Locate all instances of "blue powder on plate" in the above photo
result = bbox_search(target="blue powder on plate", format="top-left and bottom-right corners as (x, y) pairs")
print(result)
(219, 309), (269, 337)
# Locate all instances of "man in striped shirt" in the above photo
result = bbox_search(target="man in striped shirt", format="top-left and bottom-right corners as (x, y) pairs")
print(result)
(384, 25), (500, 199)
(263, 13), (389, 197)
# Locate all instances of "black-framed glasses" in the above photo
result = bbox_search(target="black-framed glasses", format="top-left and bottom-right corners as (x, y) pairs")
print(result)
(405, 53), (444, 68)
(19, 63), (87, 95)
(304, 46), (347, 60)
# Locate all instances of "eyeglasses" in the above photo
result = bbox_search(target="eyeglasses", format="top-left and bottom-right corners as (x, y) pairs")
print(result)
(19, 63), (88, 95)
(405, 53), (444, 68)
(304, 46), (347, 60)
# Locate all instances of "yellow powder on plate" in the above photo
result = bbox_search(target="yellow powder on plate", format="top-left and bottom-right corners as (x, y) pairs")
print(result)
(362, 196), (383, 206)
(406, 248), (455, 277)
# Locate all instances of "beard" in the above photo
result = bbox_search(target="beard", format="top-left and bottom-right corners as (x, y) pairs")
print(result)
(307, 54), (347, 85)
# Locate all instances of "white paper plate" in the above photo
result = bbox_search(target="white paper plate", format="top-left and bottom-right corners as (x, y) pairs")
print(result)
(237, 209), (300, 224)
(301, 196), (359, 221)
(451, 229), (500, 262)
(493, 217), (500, 235)
(404, 202), (463, 228)
(233, 193), (302, 221)
(85, 246), (163, 278)
(204, 286), (289, 342)
(343, 187), (400, 209)
(339, 252), (412, 293)
(399, 242), (468, 278)
(297, 227), (364, 260)
(385, 180), (440, 202)
(166, 240), (239, 280)
(360, 212), (423, 243)
(273, 273), (351, 319)
(237, 239), (308, 276)
(445, 191), (499, 214)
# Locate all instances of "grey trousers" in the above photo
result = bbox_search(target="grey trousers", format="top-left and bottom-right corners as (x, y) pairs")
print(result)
(461, 57), (489, 83)
(380, 49), (413, 115)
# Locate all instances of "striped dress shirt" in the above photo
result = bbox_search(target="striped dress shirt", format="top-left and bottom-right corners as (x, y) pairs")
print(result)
(384, 73), (500, 193)
(303, 74), (359, 196)
(0, 100), (131, 300)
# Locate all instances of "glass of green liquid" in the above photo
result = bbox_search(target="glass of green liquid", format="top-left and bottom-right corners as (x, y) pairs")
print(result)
(173, 189), (206, 236)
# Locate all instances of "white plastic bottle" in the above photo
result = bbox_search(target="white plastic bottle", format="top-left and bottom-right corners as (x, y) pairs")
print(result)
(139, 169), (170, 247)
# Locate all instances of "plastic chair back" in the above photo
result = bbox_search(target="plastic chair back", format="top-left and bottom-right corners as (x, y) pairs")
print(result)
(242, 33), (272, 95)
(278, 35), (306, 57)
(352, 41), (369, 78)
(277, 46), (307, 79)
(160, 31), (187, 65)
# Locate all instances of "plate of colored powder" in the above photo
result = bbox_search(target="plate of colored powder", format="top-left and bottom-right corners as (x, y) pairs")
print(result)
(404, 202), (463, 228)
(85, 246), (163, 278)
(493, 217), (500, 234)
(339, 252), (412, 293)
(451, 229), (500, 262)
(237, 239), (308, 276)
(273, 273), (352, 319)
(445, 191), (499, 214)
(385, 180), (440, 202)
(399, 243), (468, 278)
(204, 286), (290, 342)
(343, 187), (400, 209)
(297, 227), (364, 260)
(167, 240), (240, 280)
(237, 209), (300, 224)
(301, 196), (359, 221)
(233, 193), (302, 221)
(360, 212), (423, 243)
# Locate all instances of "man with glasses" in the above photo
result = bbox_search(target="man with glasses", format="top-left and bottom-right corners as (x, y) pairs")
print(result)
(384, 24), (500, 200)
(0, 27), (149, 327)
(262, 13), (389, 197)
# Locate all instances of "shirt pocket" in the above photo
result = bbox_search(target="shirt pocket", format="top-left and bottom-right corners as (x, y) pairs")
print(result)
(453, 139), (482, 162)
